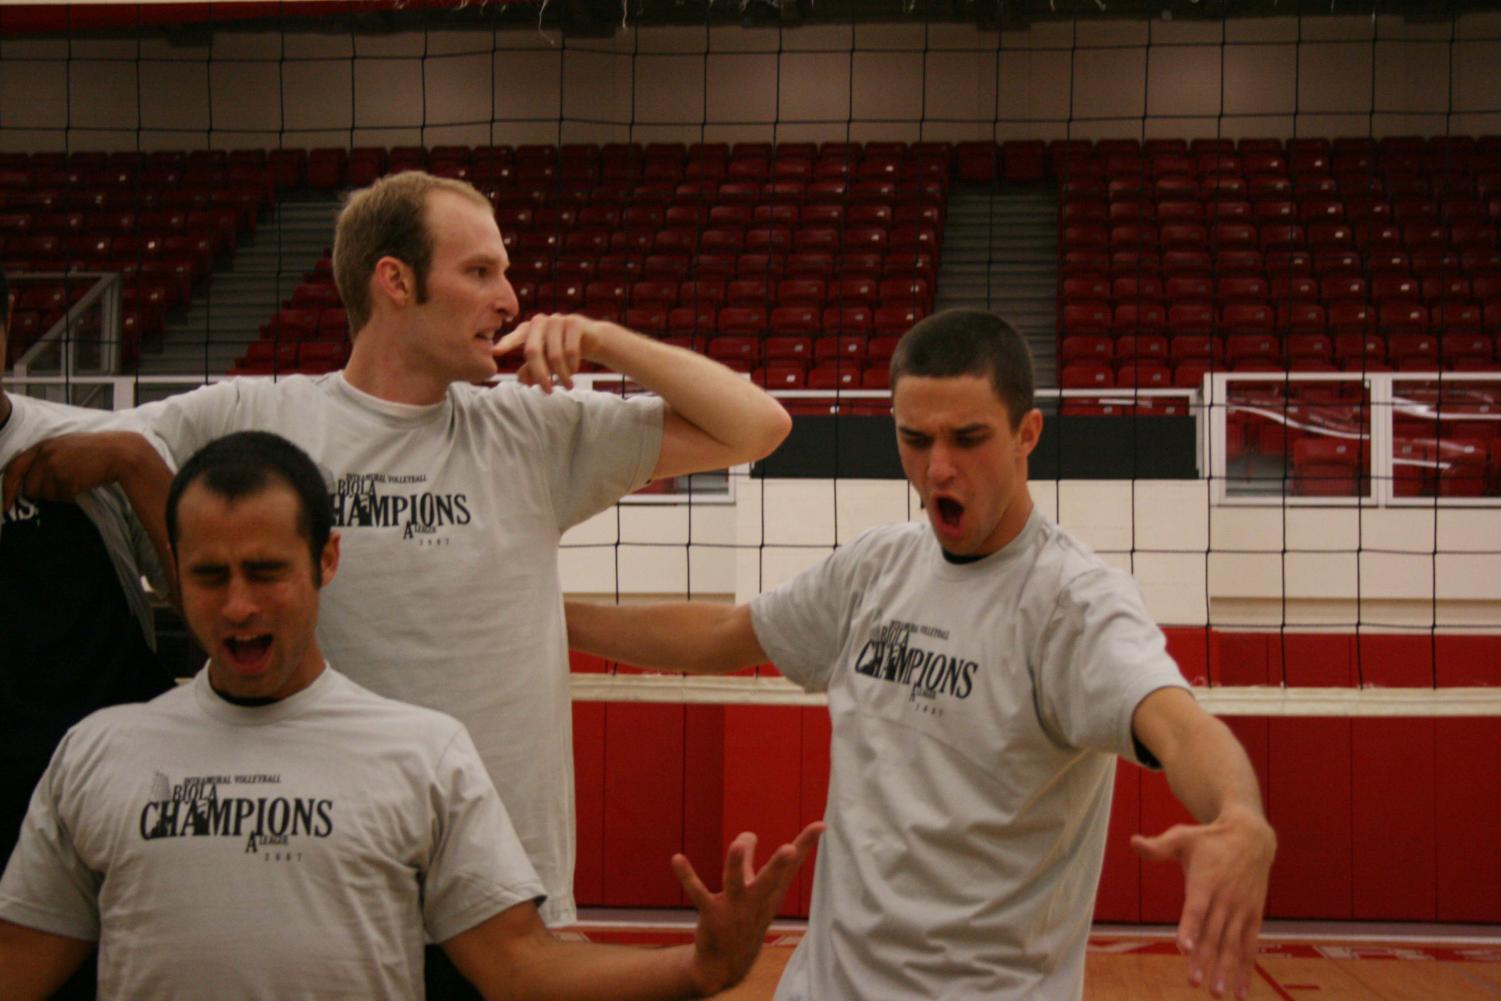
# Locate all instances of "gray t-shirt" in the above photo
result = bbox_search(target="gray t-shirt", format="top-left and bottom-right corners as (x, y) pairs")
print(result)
(135, 373), (663, 926)
(0, 666), (544, 1000)
(751, 508), (1190, 1001)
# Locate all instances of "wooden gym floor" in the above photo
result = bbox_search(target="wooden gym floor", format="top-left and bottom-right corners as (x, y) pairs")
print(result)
(565, 916), (1501, 999)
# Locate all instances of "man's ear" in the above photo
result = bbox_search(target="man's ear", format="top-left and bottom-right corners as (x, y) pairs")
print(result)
(1016, 408), (1044, 458)
(372, 257), (413, 309)
(318, 532), (341, 589)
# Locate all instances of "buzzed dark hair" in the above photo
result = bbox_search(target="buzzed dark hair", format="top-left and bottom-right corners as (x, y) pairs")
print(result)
(889, 309), (1035, 429)
(166, 431), (333, 578)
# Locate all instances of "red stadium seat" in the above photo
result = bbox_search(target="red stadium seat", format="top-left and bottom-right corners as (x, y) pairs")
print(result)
(755, 363), (807, 390)
(1060, 363), (1115, 389)
(1226, 334), (1280, 367)
(764, 336), (813, 362)
(1115, 334), (1168, 363)
(678, 281), (726, 308)
(1112, 303), (1166, 335)
(1221, 304), (1275, 334)
(1115, 361), (1172, 389)
(1061, 302), (1112, 336)
(708, 335), (761, 365)
(717, 306), (768, 335)
(1292, 438), (1364, 496)
(770, 306), (820, 336)
(822, 306), (874, 336)
(874, 304), (923, 336)
(1389, 333), (1440, 369)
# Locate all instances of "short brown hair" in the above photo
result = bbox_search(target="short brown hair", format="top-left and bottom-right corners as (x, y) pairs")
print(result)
(332, 171), (493, 335)
(889, 309), (1035, 428)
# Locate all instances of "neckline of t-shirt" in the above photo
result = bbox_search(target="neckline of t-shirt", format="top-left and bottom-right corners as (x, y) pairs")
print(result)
(330, 371), (454, 427)
(192, 663), (338, 726)
(926, 506), (1043, 580)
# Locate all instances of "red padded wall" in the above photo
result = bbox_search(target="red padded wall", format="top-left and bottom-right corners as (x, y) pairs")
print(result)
(1094, 764), (1142, 922)
(602, 701), (686, 905)
(571, 631), (1501, 922)
(1352, 719), (1436, 919)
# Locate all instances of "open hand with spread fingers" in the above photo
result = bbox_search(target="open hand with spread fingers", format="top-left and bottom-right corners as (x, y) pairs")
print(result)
(673, 821), (824, 996)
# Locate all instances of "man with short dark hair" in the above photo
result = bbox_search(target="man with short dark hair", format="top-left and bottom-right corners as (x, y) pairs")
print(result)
(567, 309), (1277, 1001)
(0, 431), (819, 1001)
(3, 171), (793, 939)
(0, 271), (177, 1001)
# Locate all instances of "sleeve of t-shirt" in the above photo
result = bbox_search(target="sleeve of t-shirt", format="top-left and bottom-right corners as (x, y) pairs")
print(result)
(99, 484), (169, 597)
(748, 539), (866, 693)
(525, 388), (664, 531)
(1034, 567), (1191, 767)
(422, 726), (548, 944)
(0, 738), (103, 942)
(130, 380), (248, 470)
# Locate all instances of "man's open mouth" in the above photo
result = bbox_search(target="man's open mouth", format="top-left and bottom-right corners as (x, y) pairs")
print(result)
(224, 635), (273, 669)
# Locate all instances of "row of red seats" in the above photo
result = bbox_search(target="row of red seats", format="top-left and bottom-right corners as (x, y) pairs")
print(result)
(526, 303), (926, 339)
(505, 223), (939, 259)
(1064, 195), (1501, 227)
(1064, 273), (1501, 307)
(1057, 150), (1501, 184)
(1061, 332), (1501, 371)
(496, 199), (942, 231)
(522, 277), (930, 309)
(1061, 300), (1501, 338)
(939, 135), (1501, 187)
(287, 142), (954, 190)
(1060, 221), (1501, 255)
(475, 177), (946, 212)
(0, 143), (955, 197)
(1060, 246), (1501, 280)
(1062, 171), (1501, 203)
(1065, 206), (1501, 241)
(233, 340), (349, 376)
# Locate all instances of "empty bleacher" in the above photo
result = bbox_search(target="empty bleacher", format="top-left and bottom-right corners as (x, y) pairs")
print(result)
(1040, 134), (1501, 497)
(0, 149), (273, 365)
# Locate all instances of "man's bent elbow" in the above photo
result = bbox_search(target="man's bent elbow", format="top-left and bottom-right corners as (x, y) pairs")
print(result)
(748, 400), (793, 462)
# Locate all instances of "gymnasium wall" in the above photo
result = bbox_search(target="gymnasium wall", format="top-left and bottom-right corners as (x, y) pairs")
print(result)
(6, 13), (1501, 151)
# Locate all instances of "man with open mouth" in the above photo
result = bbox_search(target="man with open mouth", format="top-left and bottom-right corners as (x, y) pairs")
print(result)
(565, 308), (1277, 1001)
(0, 430), (819, 1000)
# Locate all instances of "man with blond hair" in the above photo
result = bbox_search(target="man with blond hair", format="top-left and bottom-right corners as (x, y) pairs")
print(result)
(4, 171), (792, 990)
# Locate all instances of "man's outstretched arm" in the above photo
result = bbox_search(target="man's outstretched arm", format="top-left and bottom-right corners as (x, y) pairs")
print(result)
(442, 822), (822, 1001)
(0, 919), (93, 1001)
(565, 600), (767, 675)
(494, 315), (791, 479)
(1131, 687), (1277, 1001)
